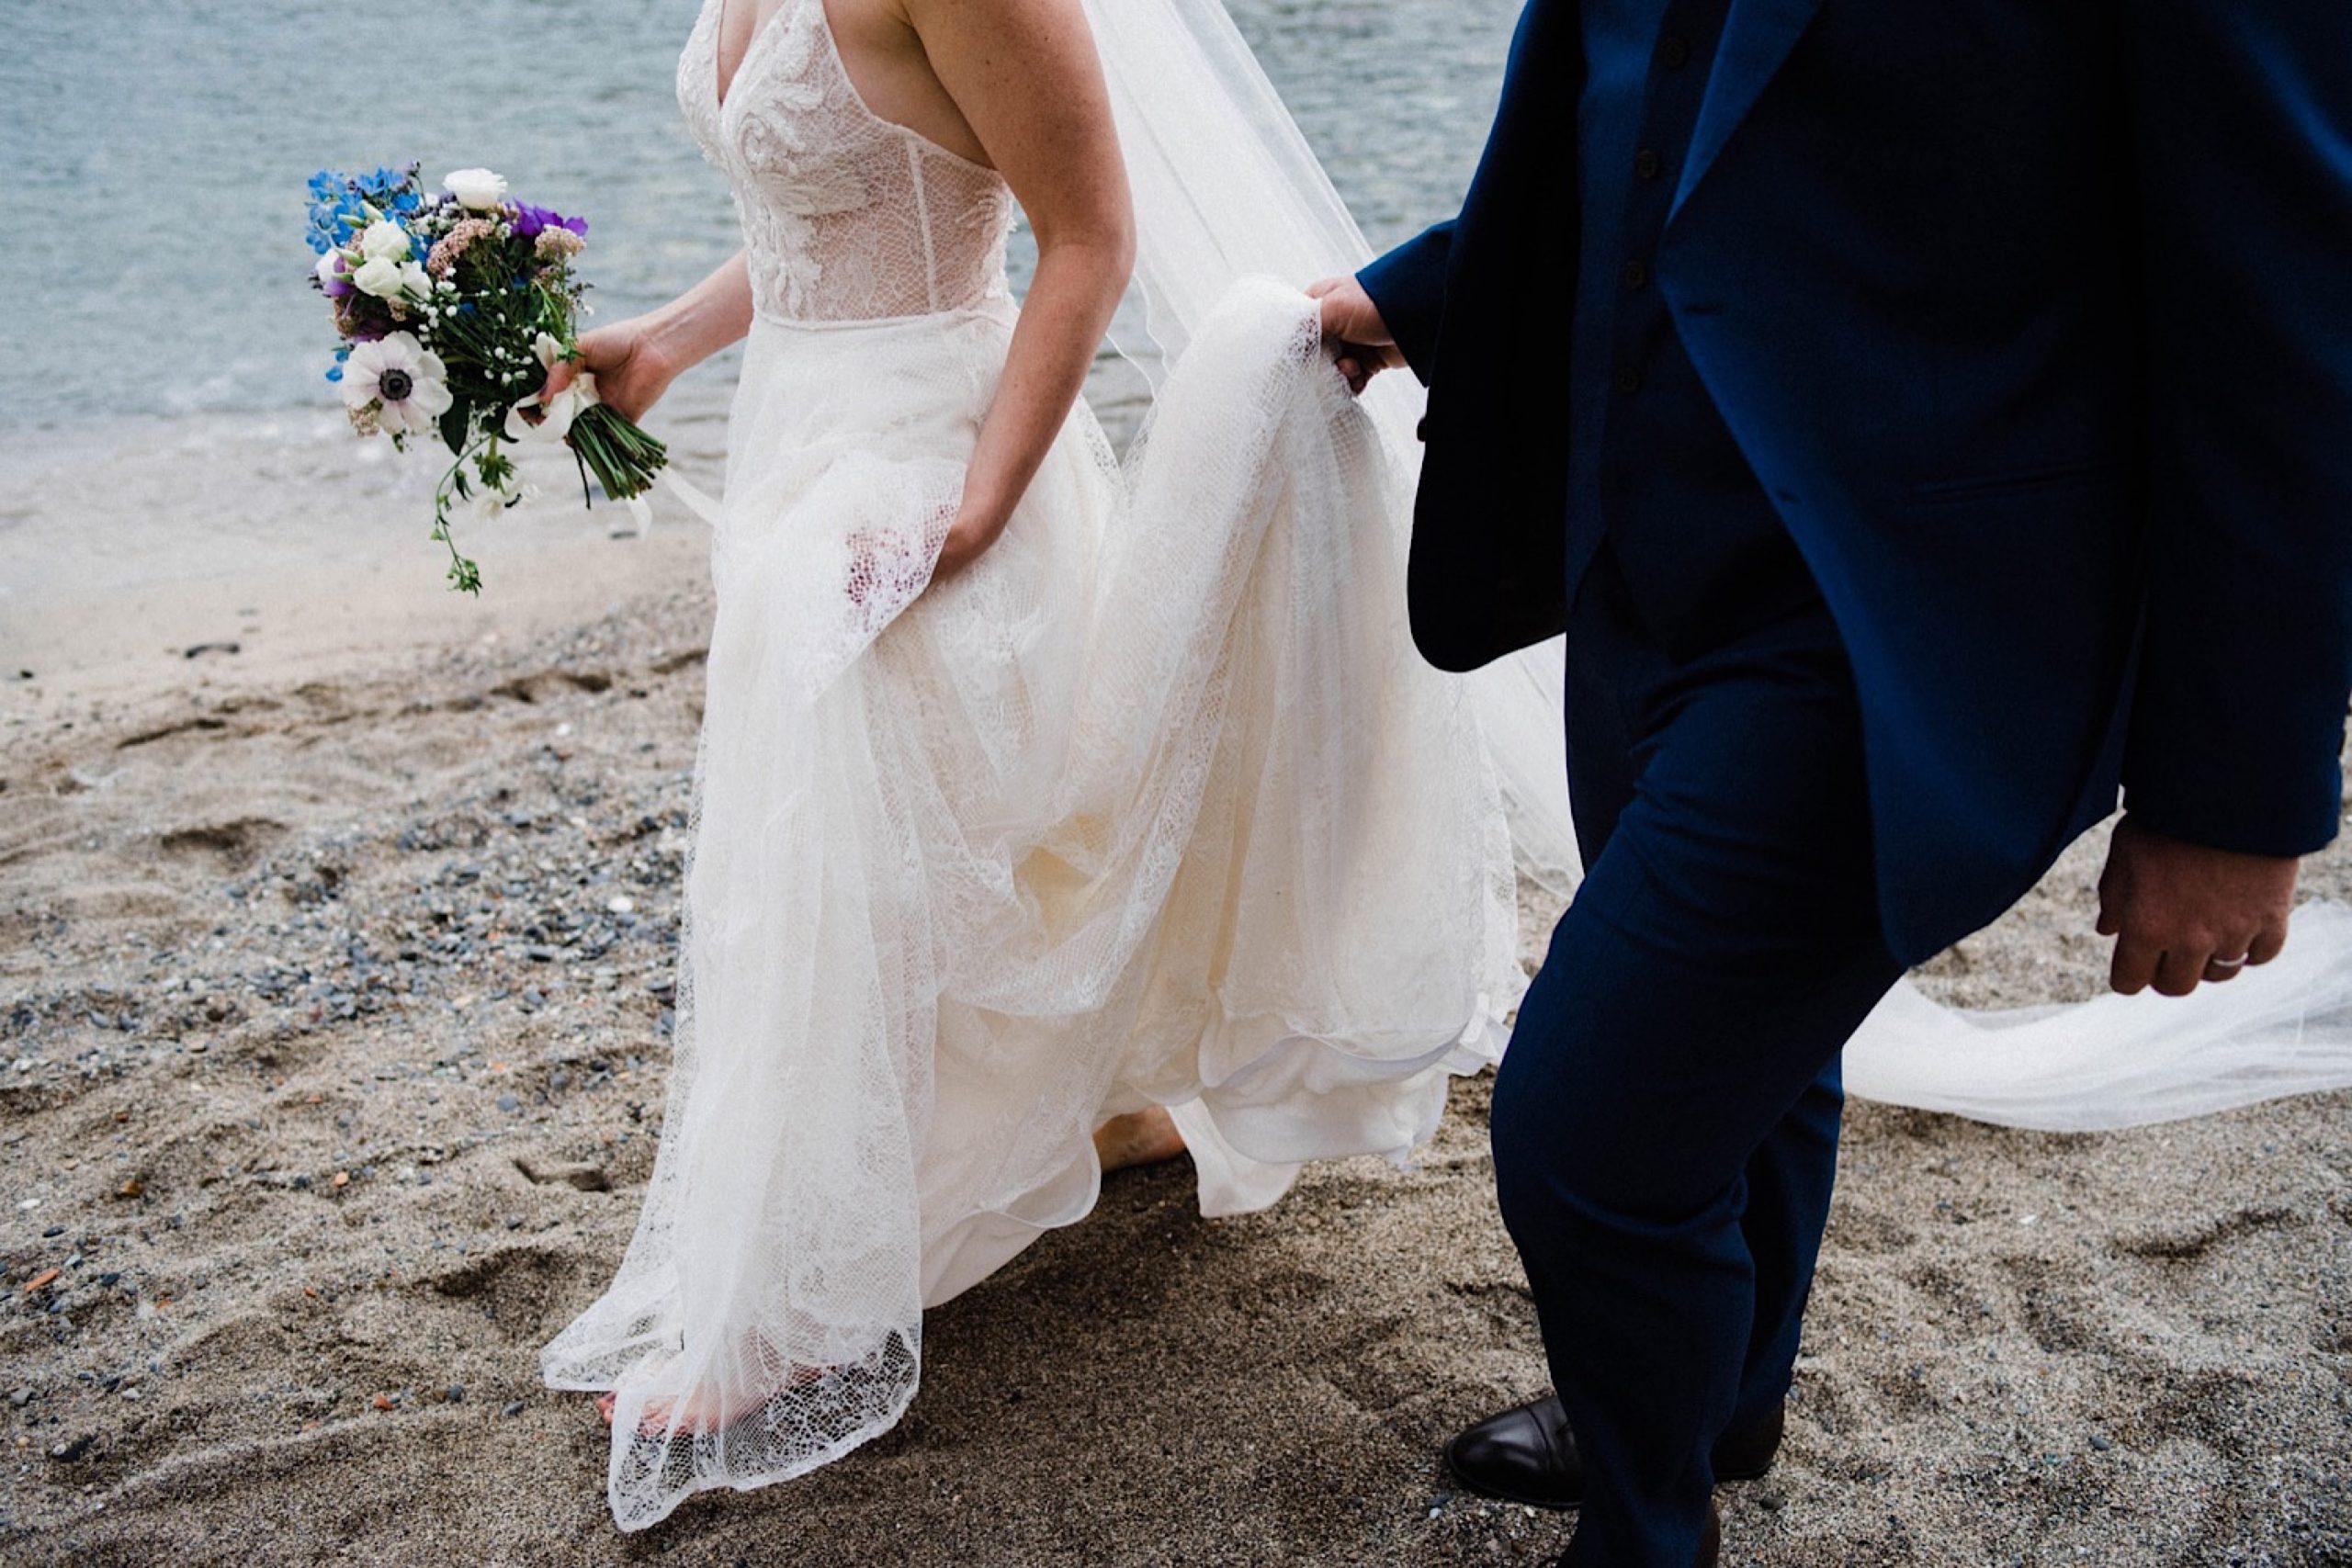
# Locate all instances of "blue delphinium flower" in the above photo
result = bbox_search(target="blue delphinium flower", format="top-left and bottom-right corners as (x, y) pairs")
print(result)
(307, 170), (354, 255)
(356, 164), (425, 217)
(308, 164), (429, 254)
(307, 169), (378, 255)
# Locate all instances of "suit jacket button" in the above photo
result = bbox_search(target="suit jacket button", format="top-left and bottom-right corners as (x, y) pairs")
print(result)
(1415, 416), (1429, 442)
(1613, 367), (1644, 398)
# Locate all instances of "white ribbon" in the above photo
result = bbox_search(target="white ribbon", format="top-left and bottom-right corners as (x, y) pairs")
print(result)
(661, 469), (724, 526)
(503, 332), (660, 535)
(504, 332), (600, 444)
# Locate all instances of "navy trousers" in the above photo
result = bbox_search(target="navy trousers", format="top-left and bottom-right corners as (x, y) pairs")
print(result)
(1492, 545), (1906, 1565)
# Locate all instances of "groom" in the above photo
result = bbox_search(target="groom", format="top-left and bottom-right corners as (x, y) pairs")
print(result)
(1313, 2), (2352, 1563)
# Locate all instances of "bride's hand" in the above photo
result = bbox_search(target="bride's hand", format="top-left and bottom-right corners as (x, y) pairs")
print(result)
(1307, 276), (1407, 394)
(540, 318), (679, 425)
(931, 503), (1006, 582)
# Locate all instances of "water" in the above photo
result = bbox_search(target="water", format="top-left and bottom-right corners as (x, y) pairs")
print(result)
(0, 0), (1516, 599)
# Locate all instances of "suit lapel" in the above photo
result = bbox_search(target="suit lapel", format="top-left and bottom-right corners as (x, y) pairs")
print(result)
(1669, 0), (1826, 220)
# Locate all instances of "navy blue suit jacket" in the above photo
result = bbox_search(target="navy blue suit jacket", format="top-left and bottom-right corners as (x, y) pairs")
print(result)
(1361, 0), (2352, 964)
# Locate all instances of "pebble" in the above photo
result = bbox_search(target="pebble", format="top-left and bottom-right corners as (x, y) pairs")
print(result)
(502, 1399), (526, 1417)
(496, 1093), (521, 1113)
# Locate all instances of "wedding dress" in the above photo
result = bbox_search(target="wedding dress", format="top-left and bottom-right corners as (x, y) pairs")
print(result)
(537, 0), (1526, 1529)
(542, 0), (2352, 1531)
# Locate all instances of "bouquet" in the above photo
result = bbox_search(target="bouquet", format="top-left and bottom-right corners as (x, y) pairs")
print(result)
(305, 163), (666, 592)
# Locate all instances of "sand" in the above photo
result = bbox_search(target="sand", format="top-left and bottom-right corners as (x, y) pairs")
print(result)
(1, 520), (2347, 1567)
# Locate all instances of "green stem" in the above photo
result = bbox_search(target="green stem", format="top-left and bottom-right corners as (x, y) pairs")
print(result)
(429, 426), (497, 594)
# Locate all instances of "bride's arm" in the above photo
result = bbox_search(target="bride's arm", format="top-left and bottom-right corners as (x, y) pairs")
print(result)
(903, 0), (1136, 579)
(543, 251), (755, 423)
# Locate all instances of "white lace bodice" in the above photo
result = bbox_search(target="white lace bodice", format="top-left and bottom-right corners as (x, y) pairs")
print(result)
(678, 0), (1016, 323)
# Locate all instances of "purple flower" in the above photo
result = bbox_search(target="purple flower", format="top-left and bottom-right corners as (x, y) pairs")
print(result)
(511, 204), (588, 243)
(334, 295), (391, 343)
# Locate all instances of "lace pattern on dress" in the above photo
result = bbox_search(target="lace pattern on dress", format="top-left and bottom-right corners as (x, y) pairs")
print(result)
(677, 0), (1016, 323)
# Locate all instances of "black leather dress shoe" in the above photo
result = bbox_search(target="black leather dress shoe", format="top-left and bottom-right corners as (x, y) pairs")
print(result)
(1446, 1393), (1783, 1510)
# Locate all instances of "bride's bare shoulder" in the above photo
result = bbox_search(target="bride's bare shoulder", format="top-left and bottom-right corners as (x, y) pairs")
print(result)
(889, 0), (1112, 107)
(866, 0), (1129, 227)
(822, 0), (997, 166)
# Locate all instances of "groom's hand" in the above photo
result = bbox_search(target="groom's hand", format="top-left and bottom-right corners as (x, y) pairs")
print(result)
(1307, 276), (1406, 394)
(2096, 815), (2300, 997)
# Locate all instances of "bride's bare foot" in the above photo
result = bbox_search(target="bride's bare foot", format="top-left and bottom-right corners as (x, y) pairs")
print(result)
(592, 1379), (802, 1438)
(1094, 1105), (1188, 1173)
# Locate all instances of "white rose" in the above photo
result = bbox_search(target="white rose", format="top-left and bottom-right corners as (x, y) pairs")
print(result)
(352, 257), (432, 300)
(351, 256), (407, 299)
(358, 219), (412, 261)
(443, 167), (509, 210)
(315, 251), (346, 288)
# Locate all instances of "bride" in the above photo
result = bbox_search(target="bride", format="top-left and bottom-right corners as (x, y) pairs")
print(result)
(534, 0), (1535, 1529)
(537, 0), (2352, 1533)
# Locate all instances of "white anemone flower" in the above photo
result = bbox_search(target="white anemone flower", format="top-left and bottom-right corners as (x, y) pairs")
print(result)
(470, 478), (541, 524)
(342, 332), (454, 438)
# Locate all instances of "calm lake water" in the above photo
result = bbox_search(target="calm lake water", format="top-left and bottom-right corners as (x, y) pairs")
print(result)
(0, 0), (1516, 598)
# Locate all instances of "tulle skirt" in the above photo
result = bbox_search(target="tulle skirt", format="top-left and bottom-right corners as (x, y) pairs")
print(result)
(538, 282), (1522, 1529)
